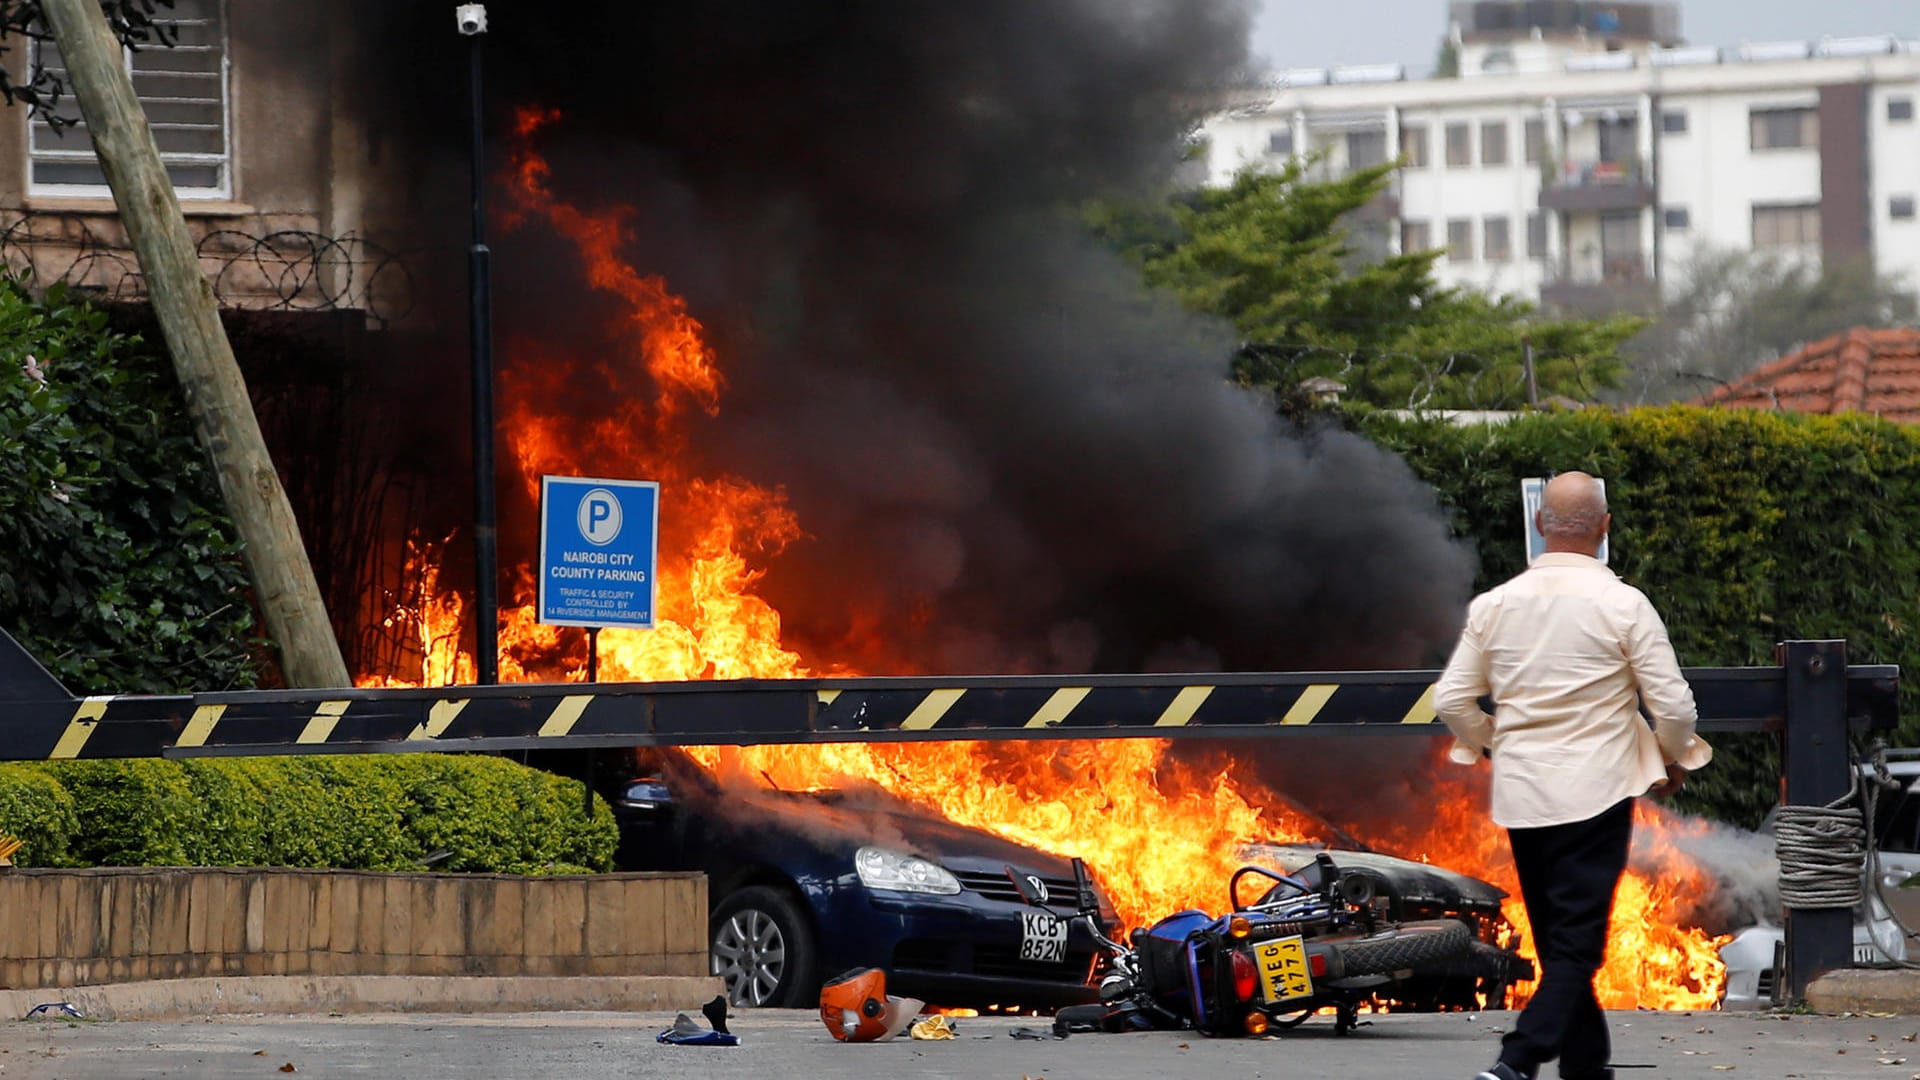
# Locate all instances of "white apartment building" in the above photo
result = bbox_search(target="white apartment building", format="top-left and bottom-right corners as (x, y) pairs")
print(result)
(1200, 5), (1920, 314)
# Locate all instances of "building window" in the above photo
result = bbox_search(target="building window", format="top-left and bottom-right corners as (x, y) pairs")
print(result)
(1526, 212), (1547, 258)
(1446, 218), (1474, 261)
(1663, 207), (1691, 230)
(1597, 117), (1638, 164)
(1524, 118), (1546, 165)
(27, 0), (229, 197)
(1268, 128), (1294, 156)
(1661, 109), (1689, 134)
(1400, 124), (1428, 168)
(1750, 107), (1818, 150)
(1893, 196), (1917, 221)
(1752, 203), (1821, 247)
(1480, 120), (1509, 166)
(1346, 129), (1388, 171)
(1483, 216), (1511, 261)
(1891, 97), (1915, 123)
(1446, 122), (1472, 167)
(1402, 220), (1432, 253)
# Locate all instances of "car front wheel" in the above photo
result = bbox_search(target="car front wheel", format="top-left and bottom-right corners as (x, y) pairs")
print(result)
(710, 885), (817, 1007)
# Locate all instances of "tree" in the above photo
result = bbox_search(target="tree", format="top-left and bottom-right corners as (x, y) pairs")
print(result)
(1088, 161), (1645, 411)
(0, 0), (177, 122)
(1617, 245), (1918, 404)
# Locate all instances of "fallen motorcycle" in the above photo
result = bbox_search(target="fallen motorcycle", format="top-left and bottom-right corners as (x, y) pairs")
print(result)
(1012, 853), (1481, 1037)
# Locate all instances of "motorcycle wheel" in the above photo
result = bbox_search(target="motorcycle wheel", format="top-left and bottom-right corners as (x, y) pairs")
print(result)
(1267, 1009), (1313, 1029)
(1318, 919), (1473, 979)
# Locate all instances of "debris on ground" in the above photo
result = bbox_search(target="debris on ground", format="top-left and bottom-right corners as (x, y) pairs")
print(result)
(655, 1002), (741, 1048)
(909, 1015), (956, 1040)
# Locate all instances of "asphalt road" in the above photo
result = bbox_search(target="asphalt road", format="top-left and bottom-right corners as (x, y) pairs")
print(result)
(2, 1008), (1916, 1079)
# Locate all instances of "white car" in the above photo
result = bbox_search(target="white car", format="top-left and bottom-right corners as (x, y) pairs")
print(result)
(1719, 752), (1920, 1008)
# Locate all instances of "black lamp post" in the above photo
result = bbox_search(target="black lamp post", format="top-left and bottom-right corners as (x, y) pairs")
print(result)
(457, 3), (499, 685)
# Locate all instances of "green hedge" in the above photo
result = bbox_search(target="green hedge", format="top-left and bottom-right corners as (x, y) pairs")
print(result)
(0, 755), (615, 874)
(0, 762), (79, 867)
(1367, 406), (1920, 828)
(0, 278), (258, 695)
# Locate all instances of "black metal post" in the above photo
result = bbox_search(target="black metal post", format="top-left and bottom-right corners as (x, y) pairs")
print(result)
(1782, 639), (1853, 1003)
(466, 23), (499, 686)
(584, 747), (596, 817)
(583, 626), (601, 815)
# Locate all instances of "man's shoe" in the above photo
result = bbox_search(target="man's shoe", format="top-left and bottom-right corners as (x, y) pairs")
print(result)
(1473, 1065), (1529, 1080)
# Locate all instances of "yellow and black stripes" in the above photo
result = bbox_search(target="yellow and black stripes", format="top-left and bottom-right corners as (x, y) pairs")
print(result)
(0, 665), (1861, 761)
(809, 679), (1443, 735)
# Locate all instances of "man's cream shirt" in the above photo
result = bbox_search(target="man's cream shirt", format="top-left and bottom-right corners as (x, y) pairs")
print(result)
(1434, 552), (1713, 829)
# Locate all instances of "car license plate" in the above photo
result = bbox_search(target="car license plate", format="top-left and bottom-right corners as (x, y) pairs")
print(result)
(1255, 935), (1314, 1004)
(1020, 911), (1068, 963)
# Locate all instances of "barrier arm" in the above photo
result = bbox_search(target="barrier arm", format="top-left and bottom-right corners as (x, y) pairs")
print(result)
(0, 626), (1895, 760)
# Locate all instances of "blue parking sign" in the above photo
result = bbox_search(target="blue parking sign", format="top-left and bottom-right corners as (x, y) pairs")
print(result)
(538, 476), (660, 629)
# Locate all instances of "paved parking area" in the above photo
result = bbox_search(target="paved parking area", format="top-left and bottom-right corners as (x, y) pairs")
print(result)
(2, 1008), (1916, 1079)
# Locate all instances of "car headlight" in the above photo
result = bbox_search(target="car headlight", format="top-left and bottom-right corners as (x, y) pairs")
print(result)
(854, 846), (961, 895)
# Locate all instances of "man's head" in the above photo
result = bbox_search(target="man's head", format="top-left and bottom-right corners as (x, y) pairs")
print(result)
(1537, 471), (1609, 556)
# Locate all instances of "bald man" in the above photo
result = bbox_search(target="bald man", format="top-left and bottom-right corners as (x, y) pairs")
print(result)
(1435, 472), (1712, 1080)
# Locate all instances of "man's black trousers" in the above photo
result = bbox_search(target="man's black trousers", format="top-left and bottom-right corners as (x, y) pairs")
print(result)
(1497, 797), (1633, 1080)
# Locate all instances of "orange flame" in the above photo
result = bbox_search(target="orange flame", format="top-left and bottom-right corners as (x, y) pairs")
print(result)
(358, 108), (1727, 1011)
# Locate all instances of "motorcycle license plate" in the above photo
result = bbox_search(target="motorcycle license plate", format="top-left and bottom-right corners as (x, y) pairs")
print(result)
(1020, 911), (1068, 963)
(1255, 935), (1314, 1003)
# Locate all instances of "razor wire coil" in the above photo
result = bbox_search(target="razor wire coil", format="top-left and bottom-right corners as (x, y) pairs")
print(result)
(1775, 775), (1866, 910)
(0, 213), (416, 327)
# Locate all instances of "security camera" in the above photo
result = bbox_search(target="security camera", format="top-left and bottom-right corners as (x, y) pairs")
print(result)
(455, 4), (487, 35)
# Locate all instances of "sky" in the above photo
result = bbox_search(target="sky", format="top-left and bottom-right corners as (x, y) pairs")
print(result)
(1253, 0), (1919, 76)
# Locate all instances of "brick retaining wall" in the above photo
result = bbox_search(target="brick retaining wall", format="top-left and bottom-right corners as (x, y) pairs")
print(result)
(0, 868), (706, 990)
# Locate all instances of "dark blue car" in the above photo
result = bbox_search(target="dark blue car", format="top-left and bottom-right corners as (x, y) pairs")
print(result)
(611, 762), (1118, 1009)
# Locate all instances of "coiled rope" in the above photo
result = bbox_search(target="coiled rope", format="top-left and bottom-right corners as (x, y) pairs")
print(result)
(1776, 775), (1866, 910)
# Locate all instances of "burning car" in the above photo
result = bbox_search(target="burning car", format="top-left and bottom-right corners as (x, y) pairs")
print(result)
(609, 761), (1119, 1009)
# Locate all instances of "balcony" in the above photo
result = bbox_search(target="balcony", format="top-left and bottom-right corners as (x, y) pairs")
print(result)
(1540, 254), (1658, 314)
(1538, 158), (1655, 212)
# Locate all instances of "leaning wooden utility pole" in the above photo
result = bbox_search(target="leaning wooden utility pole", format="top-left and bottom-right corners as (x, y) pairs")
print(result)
(38, 0), (350, 688)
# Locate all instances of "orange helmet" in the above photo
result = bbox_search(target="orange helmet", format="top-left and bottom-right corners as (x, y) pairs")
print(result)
(818, 968), (923, 1042)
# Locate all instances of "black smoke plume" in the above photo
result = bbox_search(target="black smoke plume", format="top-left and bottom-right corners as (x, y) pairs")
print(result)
(353, 1), (1477, 674)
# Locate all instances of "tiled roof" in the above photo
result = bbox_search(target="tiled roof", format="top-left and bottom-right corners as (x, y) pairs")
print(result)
(1695, 328), (1920, 424)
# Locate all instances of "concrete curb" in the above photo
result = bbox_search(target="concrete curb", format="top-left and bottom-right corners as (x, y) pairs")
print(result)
(1805, 969), (1920, 1015)
(0, 975), (726, 1021)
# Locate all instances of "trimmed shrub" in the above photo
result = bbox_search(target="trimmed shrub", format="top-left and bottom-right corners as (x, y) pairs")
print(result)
(388, 755), (617, 875)
(0, 761), (78, 866)
(47, 758), (198, 866)
(1366, 406), (1920, 827)
(1, 754), (614, 873)
(177, 758), (270, 866)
